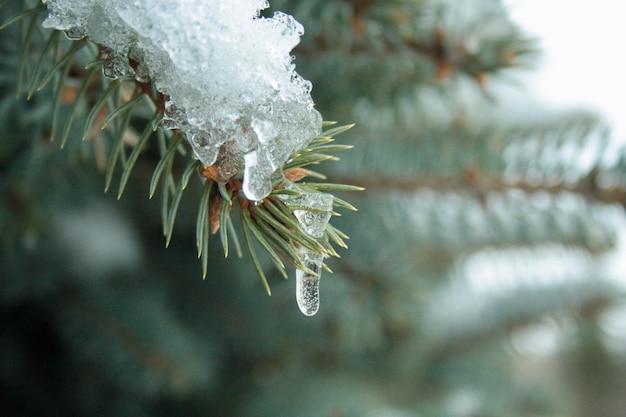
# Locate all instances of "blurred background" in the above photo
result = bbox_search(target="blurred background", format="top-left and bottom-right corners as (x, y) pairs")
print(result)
(1, 0), (626, 416)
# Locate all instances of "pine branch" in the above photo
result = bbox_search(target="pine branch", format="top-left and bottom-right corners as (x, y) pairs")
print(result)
(57, 284), (215, 396)
(276, 0), (537, 97)
(423, 279), (617, 364)
(2, 1), (360, 311)
(338, 168), (626, 206)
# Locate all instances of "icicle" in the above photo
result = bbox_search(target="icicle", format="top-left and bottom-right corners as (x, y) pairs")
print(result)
(283, 189), (333, 316)
(296, 249), (323, 316)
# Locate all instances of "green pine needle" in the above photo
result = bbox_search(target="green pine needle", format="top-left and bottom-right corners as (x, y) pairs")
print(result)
(226, 215), (242, 258)
(0, 3), (44, 30)
(60, 65), (98, 148)
(37, 38), (87, 92)
(165, 159), (200, 247)
(217, 182), (233, 205)
(27, 29), (60, 99)
(240, 209), (272, 296)
(331, 196), (359, 212)
(252, 214), (307, 272)
(300, 182), (365, 192)
(16, 11), (40, 99)
(282, 153), (337, 171)
(320, 123), (356, 138)
(196, 179), (213, 260)
(242, 208), (287, 278)
(149, 134), (182, 198)
(118, 115), (159, 199)
(165, 158), (200, 246)
(326, 225), (349, 249)
(49, 56), (71, 142)
(82, 80), (119, 140)
(219, 197), (230, 257)
(100, 92), (145, 131)
(104, 109), (134, 193)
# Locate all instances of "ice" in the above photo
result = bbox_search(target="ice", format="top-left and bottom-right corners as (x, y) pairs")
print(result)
(189, 129), (221, 167)
(243, 149), (274, 200)
(296, 248), (323, 316)
(42, 0), (322, 200)
(291, 192), (334, 238)
(279, 186), (333, 316)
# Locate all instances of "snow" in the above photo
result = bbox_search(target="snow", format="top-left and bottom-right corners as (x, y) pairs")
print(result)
(42, 0), (322, 201)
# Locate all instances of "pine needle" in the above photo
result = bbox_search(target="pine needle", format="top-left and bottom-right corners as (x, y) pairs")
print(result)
(83, 80), (119, 139)
(325, 224), (349, 249)
(0, 4), (44, 30)
(302, 144), (354, 154)
(16, 11), (39, 98)
(27, 29), (60, 99)
(219, 197), (230, 257)
(240, 210), (272, 296)
(242, 210), (287, 278)
(37, 38), (87, 92)
(100, 92), (144, 130)
(300, 183), (365, 192)
(331, 196), (359, 211)
(256, 200), (327, 255)
(217, 182), (232, 205)
(49, 57), (71, 142)
(321, 123), (355, 138)
(117, 115), (158, 199)
(149, 134), (182, 198)
(60, 65), (98, 148)
(104, 109), (134, 193)
(226, 215), (242, 258)
(196, 180), (214, 260)
(200, 224), (210, 279)
(164, 158), (200, 246)
(283, 153), (336, 170)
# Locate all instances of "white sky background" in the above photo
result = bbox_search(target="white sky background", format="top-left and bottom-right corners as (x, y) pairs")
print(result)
(505, 0), (626, 140)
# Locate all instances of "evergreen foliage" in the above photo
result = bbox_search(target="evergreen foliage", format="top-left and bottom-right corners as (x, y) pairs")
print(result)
(2, 0), (626, 416)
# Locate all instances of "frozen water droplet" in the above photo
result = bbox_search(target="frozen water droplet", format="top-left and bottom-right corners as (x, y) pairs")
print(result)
(296, 249), (323, 316)
(243, 149), (274, 200)
(251, 117), (276, 145)
(272, 11), (304, 38)
(236, 125), (259, 153)
(160, 101), (187, 130)
(189, 130), (219, 166)
(129, 46), (150, 83)
(291, 192), (334, 238)
(101, 48), (132, 80)
(159, 117), (177, 130)
(64, 27), (87, 39)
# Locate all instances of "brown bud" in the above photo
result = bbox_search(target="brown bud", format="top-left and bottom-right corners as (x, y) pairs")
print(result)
(284, 167), (310, 182)
(199, 164), (220, 181)
(209, 193), (223, 234)
(436, 60), (454, 81)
